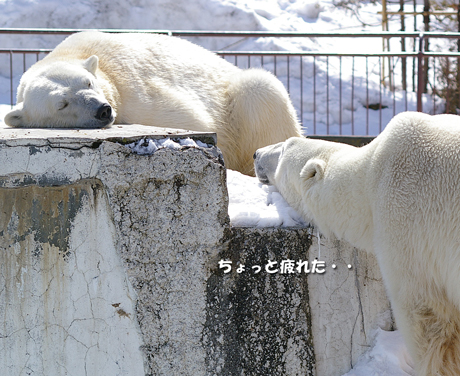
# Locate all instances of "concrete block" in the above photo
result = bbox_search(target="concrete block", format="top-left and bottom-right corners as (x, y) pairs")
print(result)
(308, 235), (393, 376)
(206, 227), (315, 376)
(210, 228), (393, 376)
(0, 124), (227, 376)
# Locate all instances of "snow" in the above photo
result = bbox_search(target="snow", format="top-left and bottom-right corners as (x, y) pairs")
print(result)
(227, 169), (306, 227)
(342, 329), (415, 376)
(0, 0), (429, 374)
(126, 137), (206, 154)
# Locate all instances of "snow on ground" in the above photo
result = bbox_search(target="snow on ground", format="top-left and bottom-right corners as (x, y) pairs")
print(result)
(341, 329), (415, 376)
(0, 1), (432, 374)
(227, 169), (306, 227)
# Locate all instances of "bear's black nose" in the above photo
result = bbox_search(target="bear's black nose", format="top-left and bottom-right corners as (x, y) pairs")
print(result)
(253, 151), (257, 160)
(96, 104), (112, 120)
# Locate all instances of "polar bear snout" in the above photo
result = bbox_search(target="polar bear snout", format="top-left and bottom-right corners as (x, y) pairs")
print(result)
(254, 142), (284, 185)
(82, 101), (114, 128)
(95, 103), (112, 121)
(254, 150), (270, 184)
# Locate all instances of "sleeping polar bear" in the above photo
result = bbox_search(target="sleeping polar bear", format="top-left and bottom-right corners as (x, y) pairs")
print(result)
(4, 31), (301, 175)
(254, 111), (460, 376)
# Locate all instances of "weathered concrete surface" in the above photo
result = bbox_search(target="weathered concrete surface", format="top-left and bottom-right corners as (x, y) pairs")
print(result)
(211, 228), (393, 376)
(0, 124), (227, 376)
(308, 234), (394, 376)
(97, 139), (228, 376)
(206, 227), (315, 376)
(0, 180), (145, 375)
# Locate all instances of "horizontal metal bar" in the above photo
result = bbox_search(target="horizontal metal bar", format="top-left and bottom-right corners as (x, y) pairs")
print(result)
(218, 51), (420, 57)
(0, 49), (422, 58)
(3, 49), (460, 59)
(420, 32), (460, 39)
(0, 28), (423, 38)
(378, 11), (458, 16)
(1, 28), (460, 41)
(0, 48), (53, 53)
(422, 51), (460, 57)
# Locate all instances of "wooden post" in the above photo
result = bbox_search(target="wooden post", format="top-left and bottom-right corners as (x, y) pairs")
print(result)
(417, 34), (424, 112)
(382, 0), (388, 32)
(400, 0), (407, 91)
(457, 1), (460, 111)
(382, 0), (388, 87)
(413, 0), (417, 92)
(423, 0), (430, 93)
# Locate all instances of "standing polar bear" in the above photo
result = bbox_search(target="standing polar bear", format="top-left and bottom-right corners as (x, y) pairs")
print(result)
(254, 111), (460, 376)
(4, 31), (301, 175)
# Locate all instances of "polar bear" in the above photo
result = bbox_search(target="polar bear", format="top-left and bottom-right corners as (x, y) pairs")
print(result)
(4, 31), (301, 175)
(254, 111), (460, 376)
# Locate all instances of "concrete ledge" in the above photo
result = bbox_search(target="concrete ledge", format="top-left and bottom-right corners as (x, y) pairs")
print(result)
(0, 123), (217, 147)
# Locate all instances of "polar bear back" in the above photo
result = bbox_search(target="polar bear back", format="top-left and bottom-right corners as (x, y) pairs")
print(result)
(370, 112), (460, 300)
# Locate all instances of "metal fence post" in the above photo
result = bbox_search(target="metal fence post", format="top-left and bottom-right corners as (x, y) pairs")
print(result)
(417, 33), (425, 112)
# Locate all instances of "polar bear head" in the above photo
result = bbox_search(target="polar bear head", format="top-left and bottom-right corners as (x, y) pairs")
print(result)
(4, 56), (115, 128)
(254, 137), (331, 224)
(254, 136), (373, 249)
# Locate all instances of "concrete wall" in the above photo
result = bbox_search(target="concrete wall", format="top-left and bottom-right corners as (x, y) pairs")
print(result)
(307, 236), (393, 375)
(0, 124), (393, 376)
(207, 227), (315, 375)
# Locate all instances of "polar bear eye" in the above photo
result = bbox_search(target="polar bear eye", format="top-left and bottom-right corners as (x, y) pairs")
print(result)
(58, 101), (69, 110)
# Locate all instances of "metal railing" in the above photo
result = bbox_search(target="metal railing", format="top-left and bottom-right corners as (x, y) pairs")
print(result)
(1, 29), (460, 136)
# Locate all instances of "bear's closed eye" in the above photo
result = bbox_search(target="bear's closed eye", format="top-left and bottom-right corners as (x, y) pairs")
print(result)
(58, 101), (69, 110)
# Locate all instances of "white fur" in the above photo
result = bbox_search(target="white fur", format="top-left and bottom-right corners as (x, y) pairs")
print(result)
(4, 31), (301, 175)
(254, 111), (460, 376)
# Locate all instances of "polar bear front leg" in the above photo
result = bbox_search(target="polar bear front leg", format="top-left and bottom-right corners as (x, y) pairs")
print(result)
(387, 283), (460, 376)
(412, 300), (460, 376)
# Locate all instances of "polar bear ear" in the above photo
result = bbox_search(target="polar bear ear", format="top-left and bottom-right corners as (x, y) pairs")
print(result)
(300, 158), (326, 182)
(83, 55), (99, 75)
(4, 104), (25, 127)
